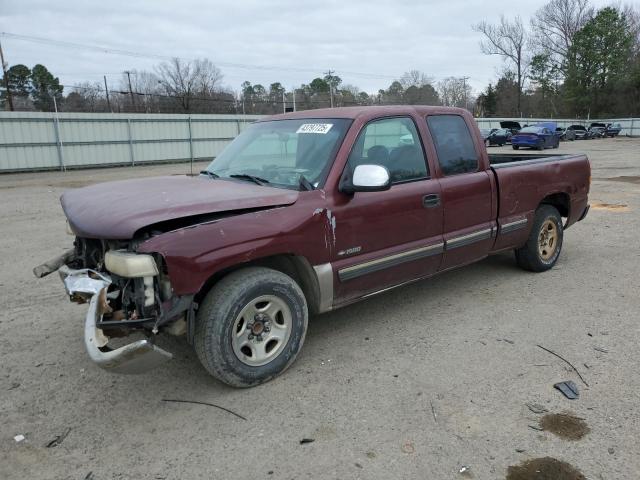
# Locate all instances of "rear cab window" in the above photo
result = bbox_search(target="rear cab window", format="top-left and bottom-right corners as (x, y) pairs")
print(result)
(426, 115), (479, 176)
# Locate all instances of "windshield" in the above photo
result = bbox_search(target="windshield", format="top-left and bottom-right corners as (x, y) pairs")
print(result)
(204, 118), (351, 190)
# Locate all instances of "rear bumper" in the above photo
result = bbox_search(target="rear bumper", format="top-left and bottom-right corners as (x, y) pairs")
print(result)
(59, 266), (172, 374)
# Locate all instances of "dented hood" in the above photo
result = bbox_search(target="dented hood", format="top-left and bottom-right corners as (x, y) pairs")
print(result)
(61, 175), (299, 239)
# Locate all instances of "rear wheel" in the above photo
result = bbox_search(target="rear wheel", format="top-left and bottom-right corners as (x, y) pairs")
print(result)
(537, 140), (544, 150)
(194, 267), (308, 387)
(515, 205), (563, 272)
(513, 145), (519, 150)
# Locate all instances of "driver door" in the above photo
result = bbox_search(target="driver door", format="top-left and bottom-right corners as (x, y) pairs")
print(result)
(331, 116), (444, 304)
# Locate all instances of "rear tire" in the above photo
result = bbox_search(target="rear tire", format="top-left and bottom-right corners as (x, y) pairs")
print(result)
(194, 267), (308, 387)
(513, 145), (519, 150)
(515, 205), (563, 272)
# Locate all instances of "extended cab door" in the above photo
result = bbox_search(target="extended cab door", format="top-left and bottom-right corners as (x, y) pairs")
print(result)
(331, 116), (444, 303)
(425, 114), (496, 271)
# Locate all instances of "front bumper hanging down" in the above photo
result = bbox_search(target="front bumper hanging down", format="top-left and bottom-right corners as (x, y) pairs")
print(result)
(58, 265), (172, 374)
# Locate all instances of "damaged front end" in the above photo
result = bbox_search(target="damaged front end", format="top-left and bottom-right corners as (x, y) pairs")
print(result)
(36, 237), (193, 374)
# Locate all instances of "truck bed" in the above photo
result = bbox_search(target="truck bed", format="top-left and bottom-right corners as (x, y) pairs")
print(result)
(488, 153), (580, 168)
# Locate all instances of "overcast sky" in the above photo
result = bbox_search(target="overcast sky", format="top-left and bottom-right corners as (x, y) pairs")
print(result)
(1, 0), (613, 95)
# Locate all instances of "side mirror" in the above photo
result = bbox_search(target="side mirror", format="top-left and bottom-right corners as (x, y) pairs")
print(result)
(340, 164), (391, 194)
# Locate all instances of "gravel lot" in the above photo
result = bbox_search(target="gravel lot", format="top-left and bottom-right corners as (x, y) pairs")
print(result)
(1, 138), (639, 480)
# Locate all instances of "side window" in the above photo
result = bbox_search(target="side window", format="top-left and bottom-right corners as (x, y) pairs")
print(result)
(347, 117), (428, 183)
(427, 115), (479, 176)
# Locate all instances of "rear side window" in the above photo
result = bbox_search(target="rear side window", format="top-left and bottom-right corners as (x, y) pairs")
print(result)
(427, 115), (478, 176)
(347, 117), (428, 183)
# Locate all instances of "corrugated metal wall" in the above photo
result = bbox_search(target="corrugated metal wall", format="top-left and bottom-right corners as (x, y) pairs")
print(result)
(0, 112), (637, 172)
(0, 112), (262, 172)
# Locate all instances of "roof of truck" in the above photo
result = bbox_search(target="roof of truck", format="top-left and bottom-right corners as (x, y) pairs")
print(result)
(262, 105), (471, 122)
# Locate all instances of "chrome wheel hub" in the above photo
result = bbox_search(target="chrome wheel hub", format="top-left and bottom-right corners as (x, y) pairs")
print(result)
(231, 295), (292, 367)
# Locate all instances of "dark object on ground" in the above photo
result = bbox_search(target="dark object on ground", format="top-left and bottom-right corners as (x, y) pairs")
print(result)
(537, 344), (589, 386)
(594, 346), (609, 353)
(45, 427), (71, 448)
(161, 398), (247, 421)
(526, 402), (548, 414)
(300, 438), (315, 444)
(506, 457), (585, 480)
(539, 413), (590, 440)
(554, 381), (580, 399)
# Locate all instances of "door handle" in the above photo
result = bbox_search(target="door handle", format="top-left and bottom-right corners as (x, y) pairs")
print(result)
(422, 194), (440, 208)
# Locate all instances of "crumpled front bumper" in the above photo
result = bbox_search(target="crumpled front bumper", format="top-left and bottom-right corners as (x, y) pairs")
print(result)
(59, 266), (172, 374)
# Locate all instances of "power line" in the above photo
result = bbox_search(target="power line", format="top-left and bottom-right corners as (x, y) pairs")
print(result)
(0, 31), (399, 80)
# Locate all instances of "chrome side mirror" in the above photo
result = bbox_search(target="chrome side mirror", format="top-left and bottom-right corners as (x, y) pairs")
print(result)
(340, 164), (391, 194)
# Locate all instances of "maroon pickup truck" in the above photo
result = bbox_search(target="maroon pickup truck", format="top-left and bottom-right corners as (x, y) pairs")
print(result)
(35, 106), (590, 387)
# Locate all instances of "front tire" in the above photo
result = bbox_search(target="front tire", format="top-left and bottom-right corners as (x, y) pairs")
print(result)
(515, 205), (563, 272)
(194, 267), (308, 387)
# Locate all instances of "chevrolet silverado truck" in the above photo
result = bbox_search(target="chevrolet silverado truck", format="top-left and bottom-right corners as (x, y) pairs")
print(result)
(34, 106), (591, 387)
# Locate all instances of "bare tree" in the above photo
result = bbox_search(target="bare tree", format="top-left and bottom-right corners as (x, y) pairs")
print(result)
(155, 58), (223, 112)
(530, 0), (594, 67)
(399, 70), (434, 89)
(473, 16), (528, 113)
(438, 77), (472, 109)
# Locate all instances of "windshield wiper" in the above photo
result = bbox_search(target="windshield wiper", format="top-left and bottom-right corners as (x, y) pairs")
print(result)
(199, 170), (219, 179)
(229, 174), (269, 186)
(298, 174), (314, 191)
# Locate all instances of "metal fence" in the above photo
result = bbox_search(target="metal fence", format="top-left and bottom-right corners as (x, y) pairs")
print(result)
(0, 112), (262, 172)
(0, 112), (638, 173)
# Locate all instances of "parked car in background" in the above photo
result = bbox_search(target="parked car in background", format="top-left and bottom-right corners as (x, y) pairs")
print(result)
(557, 127), (576, 141)
(568, 125), (590, 140)
(480, 128), (512, 147)
(512, 123), (560, 150)
(605, 123), (622, 137)
(500, 120), (522, 135)
(589, 126), (606, 138)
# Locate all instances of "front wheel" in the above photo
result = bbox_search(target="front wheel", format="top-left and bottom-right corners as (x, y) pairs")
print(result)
(194, 267), (308, 387)
(515, 205), (563, 272)
(485, 139), (490, 147)
(513, 145), (520, 150)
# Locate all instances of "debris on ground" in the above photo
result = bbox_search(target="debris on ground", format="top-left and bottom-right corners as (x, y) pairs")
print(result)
(608, 447), (615, 455)
(14, 434), (25, 442)
(526, 403), (549, 414)
(554, 381), (579, 400)
(506, 457), (585, 480)
(594, 346), (609, 353)
(400, 440), (415, 454)
(299, 438), (315, 445)
(537, 345), (589, 387)
(459, 465), (471, 475)
(8, 382), (20, 390)
(161, 398), (247, 421)
(46, 428), (71, 448)
(539, 413), (590, 440)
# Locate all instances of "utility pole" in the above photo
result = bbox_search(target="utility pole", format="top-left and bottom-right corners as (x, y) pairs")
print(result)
(282, 90), (286, 114)
(103, 75), (112, 113)
(292, 87), (296, 112)
(324, 69), (335, 108)
(461, 76), (470, 111)
(0, 39), (14, 111)
(124, 71), (136, 112)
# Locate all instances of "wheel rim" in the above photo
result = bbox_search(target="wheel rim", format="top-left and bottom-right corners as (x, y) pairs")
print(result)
(485, 139), (490, 147)
(231, 295), (292, 367)
(538, 219), (559, 261)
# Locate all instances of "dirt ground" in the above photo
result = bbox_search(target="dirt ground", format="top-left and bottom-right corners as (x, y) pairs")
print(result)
(1, 138), (639, 480)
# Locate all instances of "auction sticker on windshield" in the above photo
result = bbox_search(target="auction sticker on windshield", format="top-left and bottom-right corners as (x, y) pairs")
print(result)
(296, 123), (333, 134)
